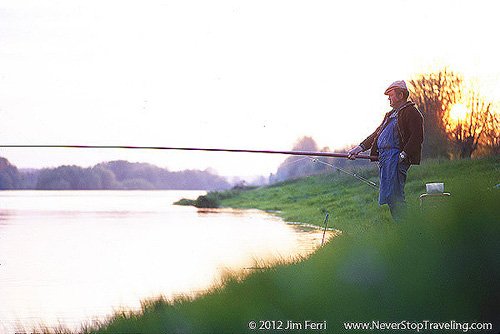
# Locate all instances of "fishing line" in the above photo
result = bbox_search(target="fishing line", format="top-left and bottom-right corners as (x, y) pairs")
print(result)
(277, 156), (311, 168)
(308, 157), (378, 190)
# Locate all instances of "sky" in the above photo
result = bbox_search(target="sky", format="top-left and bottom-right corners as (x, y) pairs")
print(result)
(1, 0), (499, 178)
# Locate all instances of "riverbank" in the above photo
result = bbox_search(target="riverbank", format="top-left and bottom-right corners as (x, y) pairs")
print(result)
(82, 157), (498, 333)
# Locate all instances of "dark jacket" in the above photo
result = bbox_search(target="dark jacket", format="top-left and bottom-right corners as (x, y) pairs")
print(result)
(360, 101), (424, 164)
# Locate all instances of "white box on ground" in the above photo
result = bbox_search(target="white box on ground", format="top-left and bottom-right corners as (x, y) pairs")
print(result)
(426, 182), (444, 194)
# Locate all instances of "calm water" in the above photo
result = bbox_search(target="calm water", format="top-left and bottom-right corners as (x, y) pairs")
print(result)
(0, 190), (328, 332)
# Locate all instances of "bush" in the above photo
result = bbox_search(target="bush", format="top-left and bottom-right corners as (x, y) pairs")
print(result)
(193, 195), (220, 208)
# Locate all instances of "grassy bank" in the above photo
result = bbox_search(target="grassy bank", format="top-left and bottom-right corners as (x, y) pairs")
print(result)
(88, 157), (499, 334)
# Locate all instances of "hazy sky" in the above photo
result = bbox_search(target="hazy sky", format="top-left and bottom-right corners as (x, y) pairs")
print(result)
(1, 0), (499, 177)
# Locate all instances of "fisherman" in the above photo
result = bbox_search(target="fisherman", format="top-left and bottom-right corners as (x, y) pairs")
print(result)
(347, 80), (424, 221)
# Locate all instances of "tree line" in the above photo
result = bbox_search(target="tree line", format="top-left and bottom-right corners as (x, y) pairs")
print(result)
(0, 158), (231, 190)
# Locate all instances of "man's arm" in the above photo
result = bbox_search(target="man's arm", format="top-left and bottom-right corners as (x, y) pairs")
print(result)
(347, 128), (378, 159)
(347, 113), (388, 160)
(401, 108), (424, 163)
(359, 130), (378, 152)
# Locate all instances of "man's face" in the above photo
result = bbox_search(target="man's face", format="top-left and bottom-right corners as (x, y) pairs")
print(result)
(387, 89), (403, 108)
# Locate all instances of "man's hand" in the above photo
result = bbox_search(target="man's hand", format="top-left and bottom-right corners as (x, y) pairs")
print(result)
(347, 145), (364, 160)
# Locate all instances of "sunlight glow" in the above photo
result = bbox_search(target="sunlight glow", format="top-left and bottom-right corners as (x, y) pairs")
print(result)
(449, 103), (469, 123)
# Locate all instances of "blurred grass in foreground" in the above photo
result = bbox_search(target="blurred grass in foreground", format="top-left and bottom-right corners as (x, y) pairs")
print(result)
(60, 157), (500, 333)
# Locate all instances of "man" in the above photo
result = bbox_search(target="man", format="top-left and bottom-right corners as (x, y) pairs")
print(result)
(347, 80), (424, 221)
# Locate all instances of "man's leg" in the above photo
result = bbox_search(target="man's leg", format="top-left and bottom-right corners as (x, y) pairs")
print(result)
(388, 201), (407, 222)
(389, 161), (411, 221)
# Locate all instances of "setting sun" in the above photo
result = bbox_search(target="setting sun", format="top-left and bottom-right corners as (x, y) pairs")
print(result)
(449, 103), (469, 122)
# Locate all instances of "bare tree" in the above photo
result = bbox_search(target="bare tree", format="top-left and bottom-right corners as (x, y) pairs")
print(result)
(447, 92), (498, 159)
(481, 110), (500, 156)
(408, 68), (463, 159)
(446, 90), (490, 158)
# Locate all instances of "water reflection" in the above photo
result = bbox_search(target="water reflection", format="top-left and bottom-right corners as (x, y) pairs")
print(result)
(0, 191), (331, 332)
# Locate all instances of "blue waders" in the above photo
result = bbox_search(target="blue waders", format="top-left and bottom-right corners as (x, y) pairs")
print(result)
(377, 113), (410, 221)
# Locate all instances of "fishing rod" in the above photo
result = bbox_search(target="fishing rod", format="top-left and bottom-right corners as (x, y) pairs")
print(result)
(0, 144), (378, 160)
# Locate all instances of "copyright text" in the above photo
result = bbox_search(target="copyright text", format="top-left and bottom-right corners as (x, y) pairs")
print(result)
(248, 320), (327, 331)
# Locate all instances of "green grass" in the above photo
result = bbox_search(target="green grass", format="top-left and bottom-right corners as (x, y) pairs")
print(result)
(82, 157), (499, 333)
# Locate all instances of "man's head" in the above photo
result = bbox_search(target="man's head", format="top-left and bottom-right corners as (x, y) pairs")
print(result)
(384, 80), (409, 108)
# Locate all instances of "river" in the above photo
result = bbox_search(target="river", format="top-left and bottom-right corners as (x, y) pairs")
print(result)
(0, 190), (327, 332)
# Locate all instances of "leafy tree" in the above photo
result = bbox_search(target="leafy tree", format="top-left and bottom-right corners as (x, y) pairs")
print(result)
(36, 166), (85, 190)
(0, 157), (21, 189)
(273, 137), (331, 182)
(92, 166), (121, 189)
(18, 169), (39, 189)
(270, 138), (372, 183)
